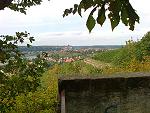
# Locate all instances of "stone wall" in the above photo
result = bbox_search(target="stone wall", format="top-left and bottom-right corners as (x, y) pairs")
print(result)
(58, 73), (150, 113)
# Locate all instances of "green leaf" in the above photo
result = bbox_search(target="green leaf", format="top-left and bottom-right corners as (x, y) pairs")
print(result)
(29, 37), (35, 43)
(19, 38), (24, 43)
(82, 0), (93, 11)
(126, 2), (139, 30)
(94, 0), (103, 5)
(97, 7), (106, 26)
(121, 7), (128, 26)
(78, 2), (83, 17)
(129, 20), (135, 31)
(86, 14), (96, 33)
(73, 4), (78, 14)
(27, 44), (31, 48)
(110, 18), (119, 31)
(108, 11), (120, 31)
(5, 36), (14, 41)
(108, 1), (120, 31)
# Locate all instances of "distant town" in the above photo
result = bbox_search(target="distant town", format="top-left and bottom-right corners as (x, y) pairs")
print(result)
(20, 45), (122, 63)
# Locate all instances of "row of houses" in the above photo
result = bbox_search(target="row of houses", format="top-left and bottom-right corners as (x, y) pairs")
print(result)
(45, 56), (82, 63)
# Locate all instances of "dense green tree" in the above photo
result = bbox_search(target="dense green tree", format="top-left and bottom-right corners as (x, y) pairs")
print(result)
(138, 32), (150, 56)
(93, 31), (150, 66)
(0, 32), (48, 112)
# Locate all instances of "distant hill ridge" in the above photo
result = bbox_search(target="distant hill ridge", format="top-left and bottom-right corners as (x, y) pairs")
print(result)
(19, 45), (122, 52)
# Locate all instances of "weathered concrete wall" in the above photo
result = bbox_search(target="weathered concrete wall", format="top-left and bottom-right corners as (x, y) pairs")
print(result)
(59, 73), (150, 113)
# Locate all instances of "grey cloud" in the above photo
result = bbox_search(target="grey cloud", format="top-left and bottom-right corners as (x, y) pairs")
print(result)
(49, 33), (64, 36)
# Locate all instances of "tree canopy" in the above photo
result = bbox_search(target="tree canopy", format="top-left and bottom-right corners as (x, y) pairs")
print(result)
(0, 0), (43, 14)
(0, 32), (48, 112)
(0, 0), (139, 32)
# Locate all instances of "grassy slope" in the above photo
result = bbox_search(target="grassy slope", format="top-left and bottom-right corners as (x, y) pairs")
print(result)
(84, 58), (111, 69)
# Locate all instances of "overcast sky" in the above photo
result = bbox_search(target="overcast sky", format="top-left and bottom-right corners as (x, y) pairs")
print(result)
(0, 0), (150, 46)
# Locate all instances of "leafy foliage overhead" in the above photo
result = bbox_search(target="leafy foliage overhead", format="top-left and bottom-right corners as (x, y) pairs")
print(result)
(0, 0), (140, 32)
(63, 0), (140, 32)
(1, 0), (140, 32)
(0, 0), (43, 14)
